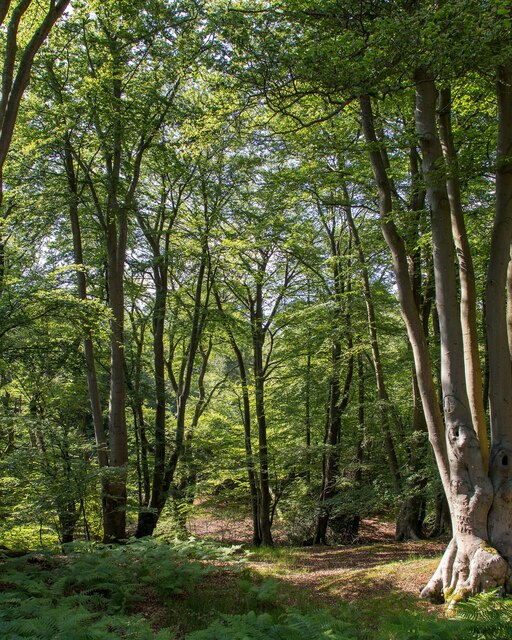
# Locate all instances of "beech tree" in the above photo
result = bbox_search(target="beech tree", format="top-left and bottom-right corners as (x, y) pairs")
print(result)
(215, 173), (300, 546)
(358, 3), (512, 601)
(29, 0), (199, 541)
(221, 0), (512, 599)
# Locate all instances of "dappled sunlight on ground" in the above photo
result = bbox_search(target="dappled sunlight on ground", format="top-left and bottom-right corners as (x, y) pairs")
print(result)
(187, 512), (447, 610)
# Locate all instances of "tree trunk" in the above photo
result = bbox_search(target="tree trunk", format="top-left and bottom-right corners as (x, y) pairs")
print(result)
(304, 351), (312, 486)
(136, 245), (209, 537)
(437, 87), (488, 470)
(395, 372), (428, 541)
(415, 67), (510, 602)
(314, 341), (353, 544)
(252, 279), (273, 546)
(344, 200), (401, 490)
(127, 318), (150, 508)
(361, 92), (449, 484)
(103, 212), (128, 542)
(395, 149), (431, 541)
(64, 136), (108, 470)
(362, 93), (449, 472)
(314, 226), (354, 545)
(430, 492), (452, 539)
(217, 291), (261, 545)
(171, 342), (214, 537)
(334, 352), (366, 545)
(64, 132), (124, 543)
(485, 63), (512, 573)
(135, 264), (168, 537)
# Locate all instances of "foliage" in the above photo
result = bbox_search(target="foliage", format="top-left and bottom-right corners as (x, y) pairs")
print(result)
(0, 537), (218, 639)
(3, 533), (512, 640)
(186, 610), (357, 640)
(369, 591), (512, 640)
(455, 591), (512, 640)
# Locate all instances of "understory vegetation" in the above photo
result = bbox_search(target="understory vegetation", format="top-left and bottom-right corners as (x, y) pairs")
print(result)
(1, 537), (512, 640)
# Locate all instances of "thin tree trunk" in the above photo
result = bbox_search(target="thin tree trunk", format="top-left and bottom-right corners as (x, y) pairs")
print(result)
(251, 278), (273, 546)
(170, 341), (218, 537)
(135, 263), (168, 537)
(304, 352), (312, 485)
(314, 225), (354, 544)
(486, 63), (512, 565)
(395, 149), (430, 540)
(216, 290), (261, 545)
(395, 370), (428, 541)
(344, 200), (401, 490)
(104, 211), (128, 542)
(64, 135), (108, 470)
(314, 345), (354, 544)
(101, 66), (129, 543)
(127, 317), (150, 507)
(137, 245), (209, 536)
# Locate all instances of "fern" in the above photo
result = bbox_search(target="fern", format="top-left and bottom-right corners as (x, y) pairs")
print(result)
(185, 610), (357, 639)
(239, 578), (281, 605)
(375, 594), (512, 640)
(455, 591), (512, 639)
(0, 538), (212, 638)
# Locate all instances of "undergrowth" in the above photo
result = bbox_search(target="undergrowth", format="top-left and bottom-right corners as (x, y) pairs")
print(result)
(0, 537), (236, 639)
(1, 539), (512, 639)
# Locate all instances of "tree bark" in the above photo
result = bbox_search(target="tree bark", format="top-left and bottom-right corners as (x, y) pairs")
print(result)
(103, 203), (128, 542)
(251, 277), (273, 546)
(437, 87), (488, 470)
(486, 63), (512, 569)
(415, 67), (509, 601)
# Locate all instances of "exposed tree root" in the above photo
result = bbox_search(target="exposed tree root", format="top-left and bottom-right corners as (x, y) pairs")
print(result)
(420, 536), (510, 605)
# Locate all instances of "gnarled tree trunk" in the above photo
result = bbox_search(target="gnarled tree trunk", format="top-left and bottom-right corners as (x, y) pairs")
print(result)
(360, 66), (512, 602)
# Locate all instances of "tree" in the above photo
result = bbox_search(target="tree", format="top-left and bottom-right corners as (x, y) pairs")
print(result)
(213, 155), (302, 546)
(220, 0), (512, 599)
(30, 0), (198, 541)
(134, 147), (217, 538)
(0, 1), (70, 352)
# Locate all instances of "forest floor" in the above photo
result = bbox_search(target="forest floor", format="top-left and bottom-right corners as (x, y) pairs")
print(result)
(172, 513), (450, 634)
(243, 518), (446, 609)
(2, 516), (492, 639)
